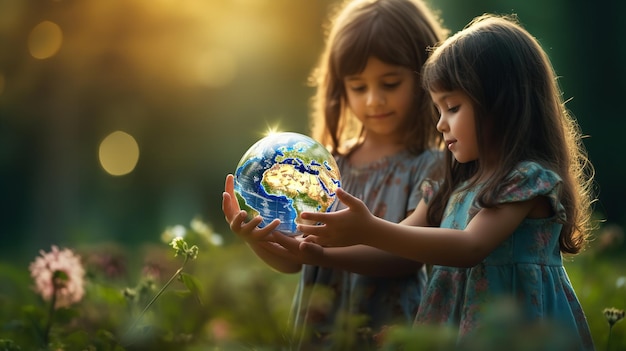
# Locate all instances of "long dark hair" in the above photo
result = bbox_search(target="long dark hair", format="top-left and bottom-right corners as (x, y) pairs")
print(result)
(422, 14), (595, 254)
(309, 0), (448, 155)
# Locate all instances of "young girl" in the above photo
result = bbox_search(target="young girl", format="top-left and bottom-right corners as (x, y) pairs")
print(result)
(296, 14), (596, 350)
(222, 0), (447, 348)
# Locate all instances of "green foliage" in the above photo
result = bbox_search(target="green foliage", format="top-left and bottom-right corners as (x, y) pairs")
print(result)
(564, 252), (626, 350)
(0, 221), (297, 350)
(0, 221), (624, 350)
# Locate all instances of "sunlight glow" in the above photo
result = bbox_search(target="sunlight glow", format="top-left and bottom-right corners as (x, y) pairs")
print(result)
(263, 124), (283, 138)
(191, 48), (237, 88)
(28, 21), (63, 59)
(99, 131), (140, 176)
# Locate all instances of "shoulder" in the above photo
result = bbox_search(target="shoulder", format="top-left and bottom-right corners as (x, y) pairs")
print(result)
(416, 148), (444, 162)
(401, 148), (445, 169)
(405, 149), (444, 202)
(504, 161), (562, 190)
(498, 161), (566, 220)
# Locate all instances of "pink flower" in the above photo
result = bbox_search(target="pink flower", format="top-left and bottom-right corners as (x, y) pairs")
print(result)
(29, 245), (85, 309)
(208, 318), (231, 342)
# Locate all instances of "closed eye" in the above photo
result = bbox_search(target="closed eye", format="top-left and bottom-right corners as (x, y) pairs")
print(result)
(382, 82), (401, 90)
(349, 85), (366, 93)
(448, 105), (460, 113)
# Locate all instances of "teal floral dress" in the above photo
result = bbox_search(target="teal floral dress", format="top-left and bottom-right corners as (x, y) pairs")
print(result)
(415, 161), (594, 350)
(290, 149), (442, 350)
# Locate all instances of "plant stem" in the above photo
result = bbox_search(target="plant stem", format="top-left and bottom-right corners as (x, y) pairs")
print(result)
(606, 325), (613, 351)
(43, 285), (57, 347)
(126, 256), (189, 336)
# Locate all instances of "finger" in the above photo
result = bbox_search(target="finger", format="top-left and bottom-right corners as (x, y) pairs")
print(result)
(334, 187), (362, 209)
(230, 211), (259, 232)
(224, 174), (241, 212)
(225, 174), (235, 194)
(243, 216), (280, 241)
(298, 188), (362, 223)
(225, 174), (238, 206)
(299, 240), (323, 256)
(271, 232), (302, 251)
(222, 192), (238, 221)
(299, 211), (333, 223)
(258, 241), (299, 262)
(301, 235), (327, 246)
(297, 223), (327, 236)
(249, 219), (281, 241)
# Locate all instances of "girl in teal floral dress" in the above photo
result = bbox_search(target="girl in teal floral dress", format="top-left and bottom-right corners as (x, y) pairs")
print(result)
(297, 14), (596, 350)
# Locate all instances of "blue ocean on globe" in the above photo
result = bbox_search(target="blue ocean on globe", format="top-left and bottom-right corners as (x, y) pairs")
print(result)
(233, 132), (341, 235)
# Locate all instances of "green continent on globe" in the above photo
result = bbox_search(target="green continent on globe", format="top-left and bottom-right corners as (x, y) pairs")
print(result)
(260, 144), (339, 215)
(234, 191), (259, 222)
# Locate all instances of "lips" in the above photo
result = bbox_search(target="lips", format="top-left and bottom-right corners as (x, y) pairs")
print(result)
(368, 112), (393, 119)
(445, 139), (456, 150)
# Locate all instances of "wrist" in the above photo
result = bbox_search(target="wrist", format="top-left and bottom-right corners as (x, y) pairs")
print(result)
(359, 216), (382, 246)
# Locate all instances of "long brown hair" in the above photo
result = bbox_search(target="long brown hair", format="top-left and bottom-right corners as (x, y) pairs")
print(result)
(309, 0), (448, 155)
(422, 14), (595, 254)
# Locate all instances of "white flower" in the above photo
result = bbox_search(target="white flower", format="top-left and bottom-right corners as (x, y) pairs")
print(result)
(169, 237), (198, 260)
(161, 224), (187, 243)
(604, 307), (625, 327)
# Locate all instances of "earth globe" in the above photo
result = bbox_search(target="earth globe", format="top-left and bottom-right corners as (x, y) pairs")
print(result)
(233, 132), (342, 235)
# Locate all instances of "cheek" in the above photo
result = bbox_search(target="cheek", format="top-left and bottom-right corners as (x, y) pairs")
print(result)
(345, 93), (364, 112)
(396, 86), (415, 111)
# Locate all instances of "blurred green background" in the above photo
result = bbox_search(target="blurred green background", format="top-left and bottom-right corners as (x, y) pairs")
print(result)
(1, 0), (624, 259)
(1, 0), (625, 349)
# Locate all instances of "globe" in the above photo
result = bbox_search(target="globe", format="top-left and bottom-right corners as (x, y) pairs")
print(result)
(233, 132), (342, 235)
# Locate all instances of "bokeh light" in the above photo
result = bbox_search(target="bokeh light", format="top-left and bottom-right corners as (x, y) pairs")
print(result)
(0, 0), (25, 33)
(28, 20), (63, 59)
(99, 131), (140, 176)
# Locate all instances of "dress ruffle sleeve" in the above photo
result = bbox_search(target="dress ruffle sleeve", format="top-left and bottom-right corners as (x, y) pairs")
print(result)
(497, 161), (566, 222)
(419, 179), (440, 205)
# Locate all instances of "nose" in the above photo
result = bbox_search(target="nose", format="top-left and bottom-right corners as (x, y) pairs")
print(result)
(366, 89), (385, 108)
(436, 114), (447, 133)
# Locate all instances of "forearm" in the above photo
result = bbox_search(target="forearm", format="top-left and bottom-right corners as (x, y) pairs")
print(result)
(300, 188), (531, 267)
(320, 245), (423, 276)
(362, 217), (485, 267)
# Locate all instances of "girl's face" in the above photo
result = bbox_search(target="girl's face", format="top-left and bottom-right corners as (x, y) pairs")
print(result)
(431, 89), (479, 163)
(343, 56), (414, 141)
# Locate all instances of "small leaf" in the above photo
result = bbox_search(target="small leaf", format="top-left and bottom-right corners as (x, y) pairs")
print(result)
(180, 273), (203, 306)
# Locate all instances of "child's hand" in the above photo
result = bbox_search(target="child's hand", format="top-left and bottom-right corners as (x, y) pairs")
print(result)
(242, 233), (325, 266)
(298, 188), (373, 247)
(269, 232), (325, 264)
(222, 174), (280, 242)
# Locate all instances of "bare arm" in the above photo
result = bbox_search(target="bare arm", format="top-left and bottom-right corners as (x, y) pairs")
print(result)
(299, 187), (538, 267)
(224, 174), (430, 275)
(269, 234), (423, 276)
(316, 245), (424, 276)
(262, 201), (430, 276)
